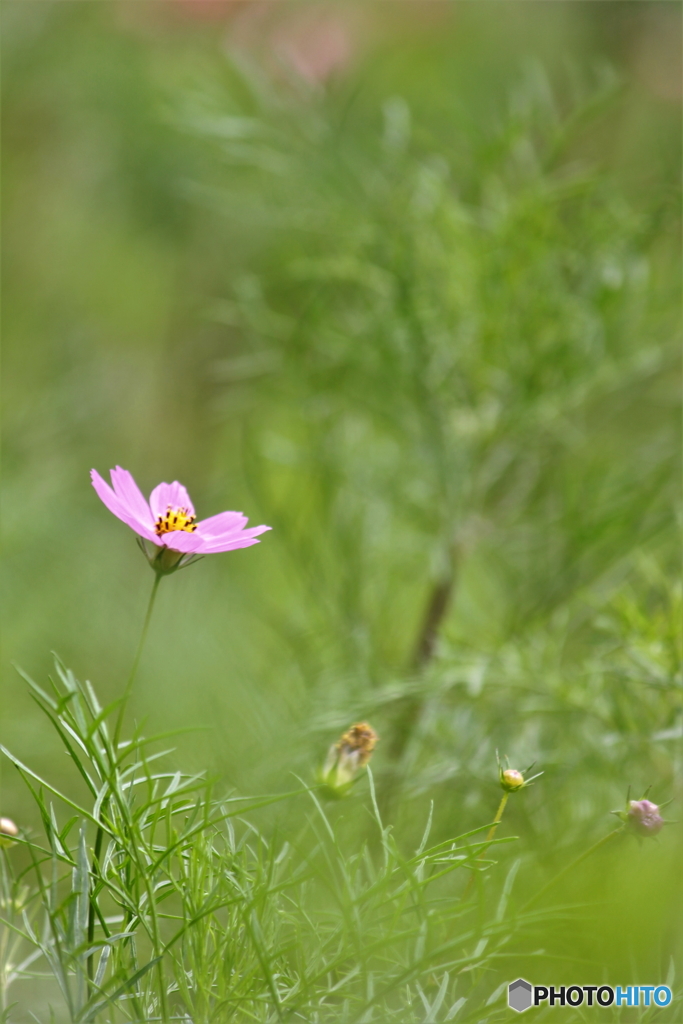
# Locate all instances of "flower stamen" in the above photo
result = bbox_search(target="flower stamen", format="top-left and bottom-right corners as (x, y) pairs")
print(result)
(155, 506), (197, 537)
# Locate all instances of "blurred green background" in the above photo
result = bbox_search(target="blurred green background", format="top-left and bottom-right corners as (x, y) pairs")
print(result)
(2, 1), (681, 1017)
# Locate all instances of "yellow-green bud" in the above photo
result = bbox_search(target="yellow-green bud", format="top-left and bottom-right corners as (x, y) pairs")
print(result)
(500, 769), (525, 792)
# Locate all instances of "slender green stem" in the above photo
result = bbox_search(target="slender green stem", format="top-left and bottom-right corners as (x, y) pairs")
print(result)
(86, 825), (106, 992)
(0, 852), (9, 1013)
(463, 792), (510, 898)
(114, 573), (162, 751)
(522, 827), (624, 911)
(88, 573), (162, 997)
(485, 793), (509, 843)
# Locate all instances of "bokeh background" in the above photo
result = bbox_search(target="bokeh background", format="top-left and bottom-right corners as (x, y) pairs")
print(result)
(2, 1), (681, 1018)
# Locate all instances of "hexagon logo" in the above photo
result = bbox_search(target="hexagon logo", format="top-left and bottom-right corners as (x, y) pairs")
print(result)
(508, 978), (533, 1012)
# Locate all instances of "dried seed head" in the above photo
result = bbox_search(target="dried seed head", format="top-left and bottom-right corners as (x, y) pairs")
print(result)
(337, 723), (378, 767)
(0, 818), (19, 848)
(321, 722), (379, 797)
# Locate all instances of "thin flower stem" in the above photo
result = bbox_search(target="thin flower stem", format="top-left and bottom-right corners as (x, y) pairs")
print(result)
(0, 852), (9, 1013)
(88, 573), (162, 999)
(379, 541), (460, 821)
(485, 793), (509, 843)
(463, 792), (510, 899)
(114, 573), (162, 750)
(522, 827), (625, 911)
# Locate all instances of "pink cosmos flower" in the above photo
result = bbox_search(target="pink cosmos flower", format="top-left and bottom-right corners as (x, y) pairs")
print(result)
(91, 467), (270, 562)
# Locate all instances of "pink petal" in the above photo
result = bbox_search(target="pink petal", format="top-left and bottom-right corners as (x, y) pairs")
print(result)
(160, 530), (205, 553)
(194, 524), (271, 553)
(198, 535), (263, 553)
(149, 481), (195, 520)
(195, 510), (248, 536)
(110, 466), (154, 529)
(91, 470), (159, 543)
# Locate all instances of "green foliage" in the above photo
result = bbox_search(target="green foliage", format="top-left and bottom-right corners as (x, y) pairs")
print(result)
(188, 56), (678, 686)
(2, 638), (680, 1019)
(1, 662), (536, 1022)
(2, 3), (681, 1020)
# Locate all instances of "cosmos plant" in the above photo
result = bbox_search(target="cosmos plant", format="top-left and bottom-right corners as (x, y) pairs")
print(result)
(89, 466), (271, 742)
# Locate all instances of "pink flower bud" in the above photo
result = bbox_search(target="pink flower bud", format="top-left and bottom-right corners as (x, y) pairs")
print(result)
(627, 799), (664, 837)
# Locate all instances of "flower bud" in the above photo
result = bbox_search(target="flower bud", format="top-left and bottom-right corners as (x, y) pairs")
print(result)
(626, 799), (664, 838)
(500, 769), (525, 792)
(0, 818), (18, 848)
(320, 722), (378, 797)
(496, 753), (542, 793)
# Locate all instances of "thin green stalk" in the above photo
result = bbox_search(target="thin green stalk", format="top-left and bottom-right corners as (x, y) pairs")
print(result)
(0, 852), (9, 1014)
(88, 573), (162, 996)
(463, 793), (510, 899)
(381, 541), (459, 819)
(114, 573), (162, 751)
(522, 827), (624, 911)
(86, 826), (105, 991)
(483, 794), (509, 844)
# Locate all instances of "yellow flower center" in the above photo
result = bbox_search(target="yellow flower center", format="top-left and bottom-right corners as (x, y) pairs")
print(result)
(155, 506), (197, 537)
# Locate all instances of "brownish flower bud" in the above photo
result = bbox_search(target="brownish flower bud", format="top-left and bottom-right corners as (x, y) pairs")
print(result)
(320, 722), (379, 796)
